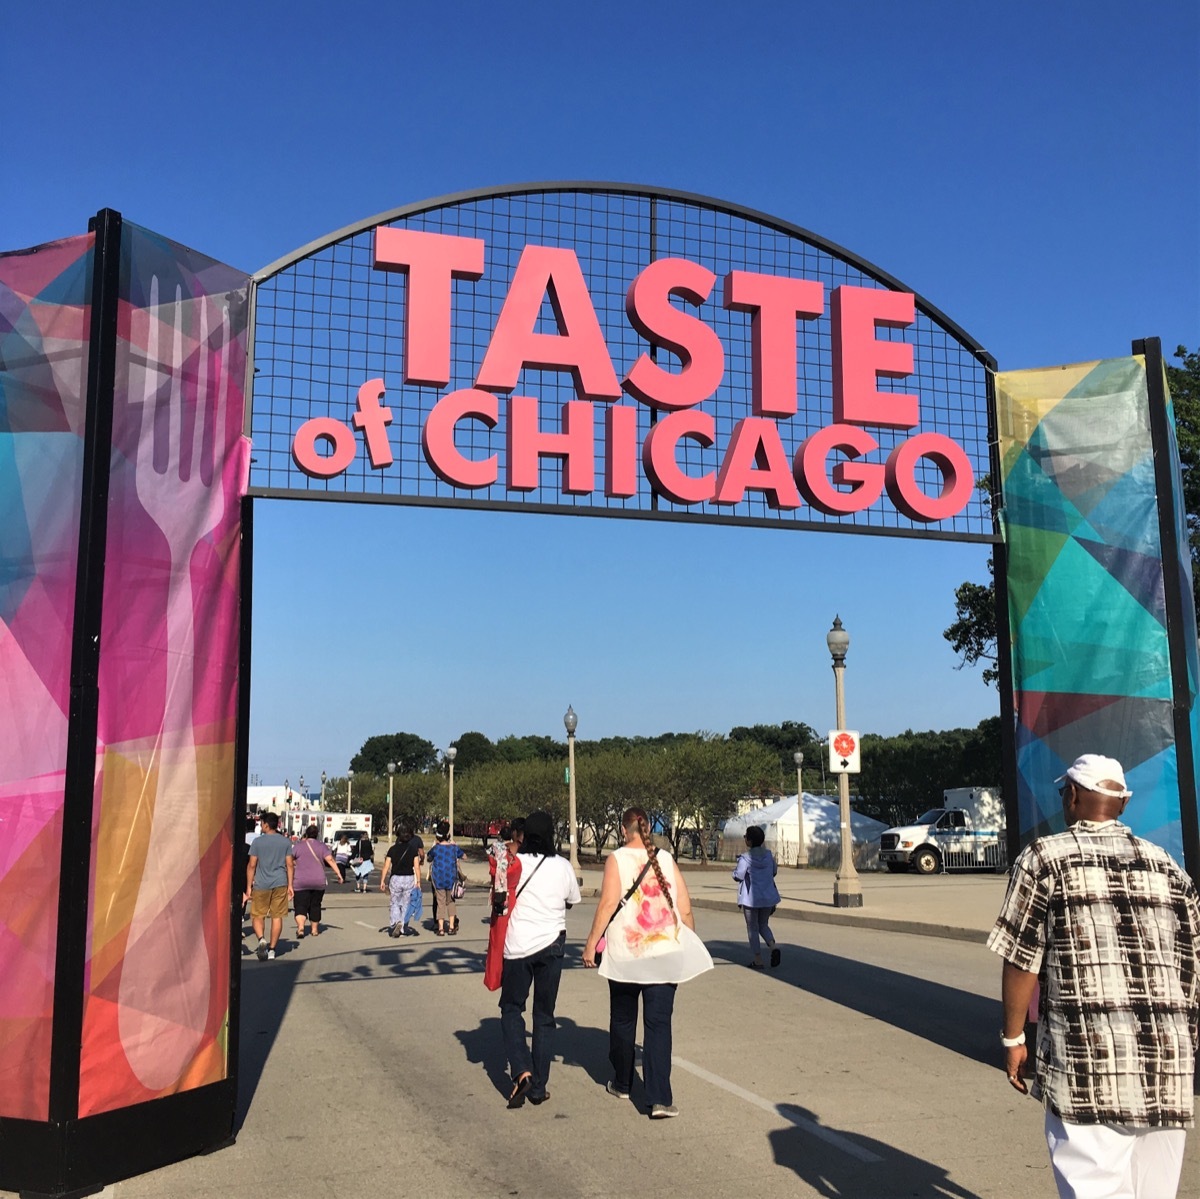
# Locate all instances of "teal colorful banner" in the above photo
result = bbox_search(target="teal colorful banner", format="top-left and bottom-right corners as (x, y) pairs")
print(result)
(996, 356), (1199, 864)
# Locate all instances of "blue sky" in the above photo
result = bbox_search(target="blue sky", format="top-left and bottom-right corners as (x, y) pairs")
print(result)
(8, 2), (1198, 786)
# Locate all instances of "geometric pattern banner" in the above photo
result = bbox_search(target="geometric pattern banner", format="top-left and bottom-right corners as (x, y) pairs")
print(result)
(78, 224), (250, 1115)
(996, 356), (1199, 864)
(0, 233), (94, 1121)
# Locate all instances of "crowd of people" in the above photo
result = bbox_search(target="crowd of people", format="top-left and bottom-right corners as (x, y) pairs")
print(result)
(243, 803), (720, 1117)
(243, 753), (1200, 1180)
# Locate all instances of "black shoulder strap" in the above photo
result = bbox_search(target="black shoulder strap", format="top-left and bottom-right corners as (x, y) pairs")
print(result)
(603, 859), (654, 935)
(513, 854), (548, 901)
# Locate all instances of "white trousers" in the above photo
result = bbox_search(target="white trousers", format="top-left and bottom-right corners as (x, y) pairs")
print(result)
(1045, 1111), (1187, 1199)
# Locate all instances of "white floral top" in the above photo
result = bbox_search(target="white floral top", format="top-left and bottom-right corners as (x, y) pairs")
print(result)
(599, 847), (713, 985)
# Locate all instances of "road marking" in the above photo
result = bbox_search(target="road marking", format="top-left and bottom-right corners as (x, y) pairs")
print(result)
(356, 921), (379, 930)
(672, 1056), (881, 1163)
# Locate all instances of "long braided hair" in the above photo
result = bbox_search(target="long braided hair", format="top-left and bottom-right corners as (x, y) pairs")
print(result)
(622, 806), (674, 912)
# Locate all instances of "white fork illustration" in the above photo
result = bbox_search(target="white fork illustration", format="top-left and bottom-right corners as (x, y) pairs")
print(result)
(117, 277), (226, 1089)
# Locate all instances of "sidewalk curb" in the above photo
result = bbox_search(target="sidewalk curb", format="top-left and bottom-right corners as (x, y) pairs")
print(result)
(690, 896), (990, 945)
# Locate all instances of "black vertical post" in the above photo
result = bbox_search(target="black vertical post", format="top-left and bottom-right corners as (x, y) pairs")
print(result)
(1136, 337), (1200, 881)
(226, 494), (254, 1126)
(984, 365), (1021, 865)
(49, 208), (123, 1125)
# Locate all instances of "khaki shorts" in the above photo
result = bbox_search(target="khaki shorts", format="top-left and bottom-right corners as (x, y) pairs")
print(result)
(250, 886), (289, 919)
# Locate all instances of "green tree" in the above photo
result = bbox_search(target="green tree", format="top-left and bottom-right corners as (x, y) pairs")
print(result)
(1168, 344), (1200, 618)
(854, 718), (1001, 826)
(729, 720), (822, 779)
(943, 558), (999, 686)
(495, 734), (562, 763)
(450, 730), (496, 772)
(456, 758), (565, 832)
(350, 732), (437, 775)
(574, 748), (664, 859)
(656, 735), (779, 860)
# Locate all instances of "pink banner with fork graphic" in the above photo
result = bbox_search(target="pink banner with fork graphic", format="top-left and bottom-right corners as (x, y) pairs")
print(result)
(77, 225), (250, 1115)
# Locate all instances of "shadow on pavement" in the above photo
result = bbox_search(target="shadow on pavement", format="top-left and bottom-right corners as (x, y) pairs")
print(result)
(235, 950), (301, 1133)
(455, 1014), (614, 1101)
(705, 938), (999, 1069)
(770, 1103), (985, 1198)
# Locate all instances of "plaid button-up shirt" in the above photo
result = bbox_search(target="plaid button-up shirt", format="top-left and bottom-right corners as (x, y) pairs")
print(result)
(988, 820), (1200, 1127)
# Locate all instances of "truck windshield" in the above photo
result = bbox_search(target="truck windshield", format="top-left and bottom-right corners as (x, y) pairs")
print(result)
(914, 810), (946, 825)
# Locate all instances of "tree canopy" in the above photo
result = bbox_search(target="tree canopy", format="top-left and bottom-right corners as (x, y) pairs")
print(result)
(324, 715), (1001, 844)
(350, 732), (437, 776)
(1167, 344), (1200, 617)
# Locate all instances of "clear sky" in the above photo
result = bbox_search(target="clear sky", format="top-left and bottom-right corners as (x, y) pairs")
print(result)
(8, 1), (1198, 787)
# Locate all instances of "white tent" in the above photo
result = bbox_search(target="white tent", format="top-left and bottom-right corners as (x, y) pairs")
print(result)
(721, 793), (887, 867)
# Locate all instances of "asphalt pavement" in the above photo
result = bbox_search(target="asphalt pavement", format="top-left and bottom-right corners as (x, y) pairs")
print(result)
(13, 860), (1198, 1199)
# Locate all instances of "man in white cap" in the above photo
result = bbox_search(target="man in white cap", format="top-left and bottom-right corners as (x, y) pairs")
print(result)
(988, 753), (1200, 1197)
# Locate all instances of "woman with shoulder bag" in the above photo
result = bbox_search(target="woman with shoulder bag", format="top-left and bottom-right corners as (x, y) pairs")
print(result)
(582, 807), (713, 1119)
(288, 825), (342, 938)
(733, 825), (782, 969)
(351, 831), (375, 893)
(498, 811), (580, 1108)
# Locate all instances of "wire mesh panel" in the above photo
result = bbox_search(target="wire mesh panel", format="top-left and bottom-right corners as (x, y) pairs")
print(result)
(247, 184), (996, 542)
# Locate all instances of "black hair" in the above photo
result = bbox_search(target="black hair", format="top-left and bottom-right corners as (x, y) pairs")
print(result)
(436, 819), (450, 840)
(303, 825), (319, 839)
(520, 811), (554, 855)
(745, 825), (765, 848)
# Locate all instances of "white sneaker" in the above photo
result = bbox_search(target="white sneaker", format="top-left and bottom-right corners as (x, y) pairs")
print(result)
(255, 939), (268, 961)
(266, 948), (276, 960)
(650, 1104), (679, 1118)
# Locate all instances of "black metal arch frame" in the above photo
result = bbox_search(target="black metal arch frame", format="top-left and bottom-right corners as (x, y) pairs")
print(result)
(251, 180), (996, 362)
(243, 181), (1001, 545)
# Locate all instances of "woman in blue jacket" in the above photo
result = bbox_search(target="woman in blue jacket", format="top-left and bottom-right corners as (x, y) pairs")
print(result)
(732, 825), (782, 969)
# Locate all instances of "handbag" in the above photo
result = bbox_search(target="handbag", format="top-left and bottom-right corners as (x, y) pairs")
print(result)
(484, 856), (546, 991)
(452, 874), (466, 901)
(594, 860), (653, 968)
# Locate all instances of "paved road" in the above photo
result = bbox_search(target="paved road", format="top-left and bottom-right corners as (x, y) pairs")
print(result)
(44, 880), (1197, 1199)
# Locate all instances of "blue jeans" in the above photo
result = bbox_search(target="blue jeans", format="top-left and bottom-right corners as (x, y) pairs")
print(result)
(499, 932), (565, 1097)
(608, 981), (677, 1107)
(743, 906), (775, 956)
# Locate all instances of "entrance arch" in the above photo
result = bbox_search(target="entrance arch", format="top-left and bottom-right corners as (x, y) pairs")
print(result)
(2, 185), (1197, 1196)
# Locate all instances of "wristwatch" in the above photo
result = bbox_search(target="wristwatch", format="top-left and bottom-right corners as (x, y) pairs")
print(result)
(1000, 1031), (1026, 1048)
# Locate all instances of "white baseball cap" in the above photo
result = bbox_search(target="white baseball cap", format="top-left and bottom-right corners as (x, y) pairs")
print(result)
(1055, 753), (1132, 799)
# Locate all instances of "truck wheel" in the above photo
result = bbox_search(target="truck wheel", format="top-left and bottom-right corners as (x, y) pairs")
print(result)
(912, 847), (940, 875)
(885, 862), (908, 874)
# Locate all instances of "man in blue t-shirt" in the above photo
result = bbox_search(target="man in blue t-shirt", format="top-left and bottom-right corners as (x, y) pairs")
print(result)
(245, 811), (293, 960)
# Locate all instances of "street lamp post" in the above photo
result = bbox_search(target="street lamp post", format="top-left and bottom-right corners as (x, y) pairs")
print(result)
(564, 705), (581, 883)
(320, 770), (327, 810)
(827, 616), (863, 908)
(298, 775), (304, 807)
(284, 778), (289, 806)
(347, 769), (354, 814)
(387, 761), (396, 844)
(445, 747), (457, 840)
(793, 751), (809, 867)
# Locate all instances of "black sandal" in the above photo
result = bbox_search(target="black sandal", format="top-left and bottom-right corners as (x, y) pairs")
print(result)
(507, 1073), (532, 1108)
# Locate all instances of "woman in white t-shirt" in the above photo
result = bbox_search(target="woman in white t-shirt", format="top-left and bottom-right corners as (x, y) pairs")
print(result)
(583, 806), (712, 1118)
(499, 810), (581, 1108)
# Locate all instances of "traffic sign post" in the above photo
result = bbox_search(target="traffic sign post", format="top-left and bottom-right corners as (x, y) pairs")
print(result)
(828, 729), (861, 774)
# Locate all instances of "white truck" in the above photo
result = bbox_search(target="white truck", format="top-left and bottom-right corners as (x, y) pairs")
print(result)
(878, 786), (1005, 875)
(319, 812), (372, 845)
